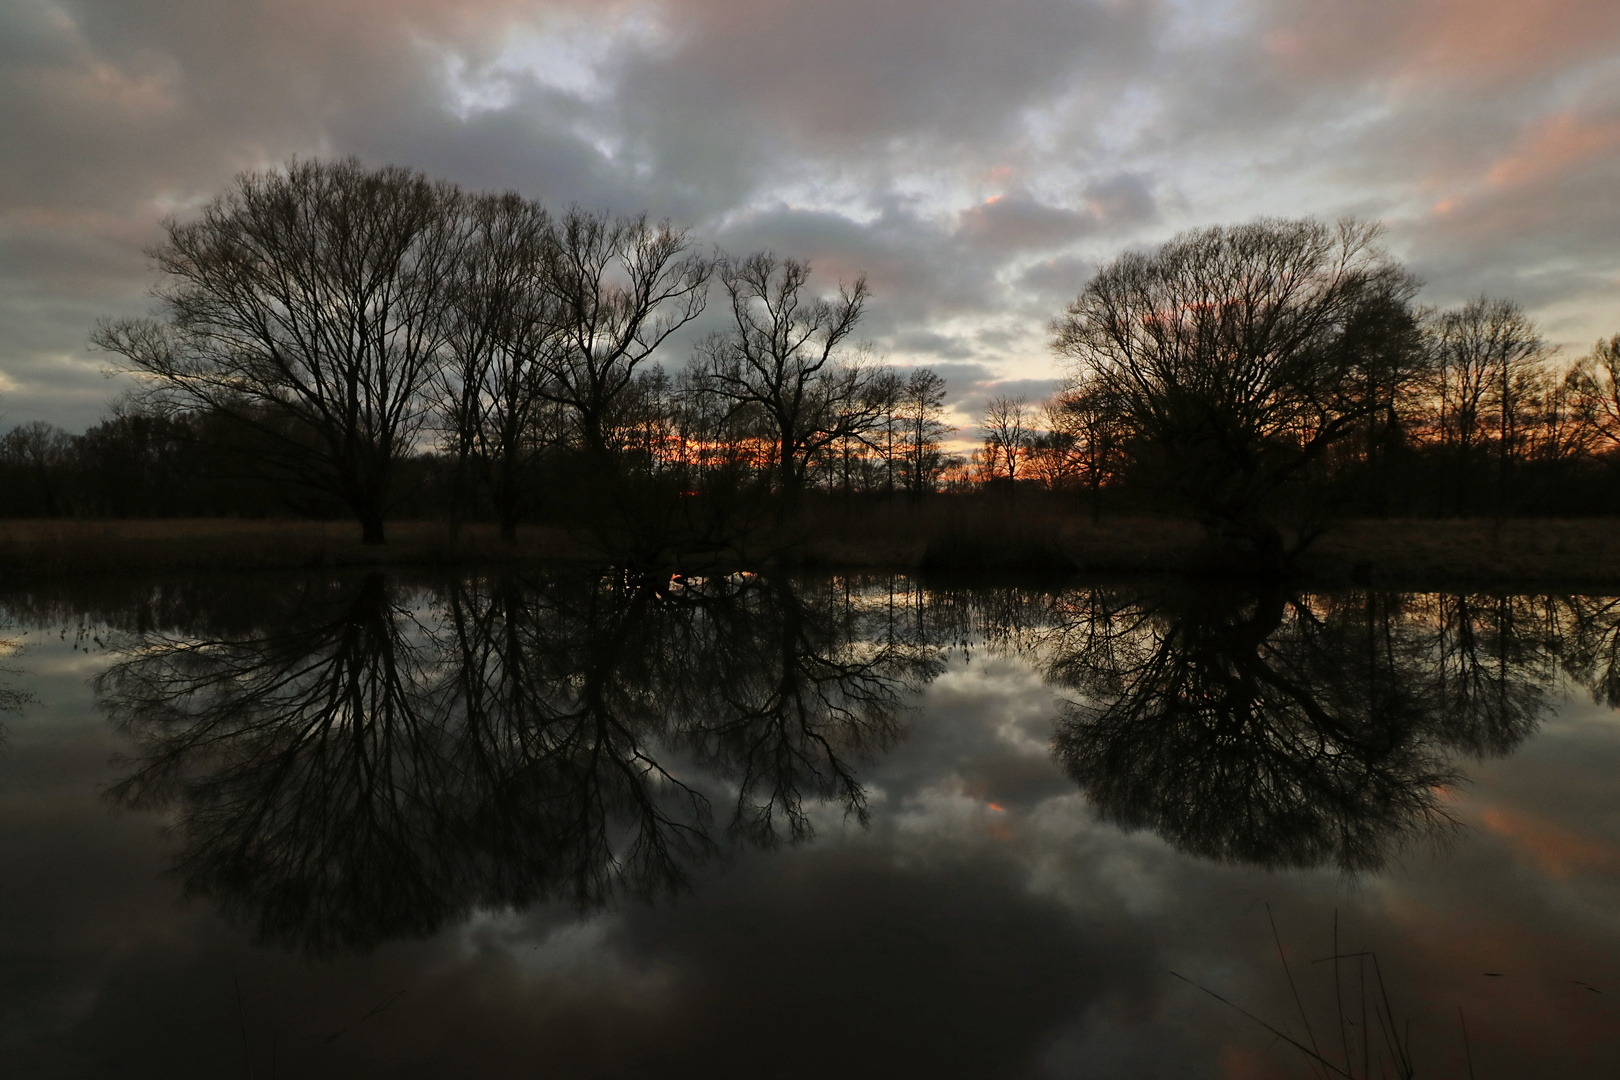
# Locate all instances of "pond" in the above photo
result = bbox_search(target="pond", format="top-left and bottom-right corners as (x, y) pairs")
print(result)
(1, 570), (1618, 1078)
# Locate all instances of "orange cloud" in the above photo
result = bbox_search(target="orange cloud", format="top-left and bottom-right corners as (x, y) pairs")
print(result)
(1419, 107), (1620, 227)
(1404, 0), (1620, 82)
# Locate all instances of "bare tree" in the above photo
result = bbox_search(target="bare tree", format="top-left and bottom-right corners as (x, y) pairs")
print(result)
(1428, 296), (1550, 515)
(1569, 334), (1620, 454)
(1052, 217), (1420, 572)
(93, 158), (465, 544)
(540, 209), (711, 462)
(692, 252), (878, 512)
(897, 368), (954, 499)
(868, 368), (904, 498)
(436, 192), (560, 542)
(979, 395), (1030, 487)
(1052, 382), (1124, 524)
(1025, 397), (1085, 493)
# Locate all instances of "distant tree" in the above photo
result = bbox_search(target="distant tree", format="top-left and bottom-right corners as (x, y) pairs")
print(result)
(74, 402), (194, 517)
(897, 368), (953, 499)
(868, 368), (904, 498)
(1052, 382), (1125, 524)
(1570, 334), (1620, 454)
(1025, 397), (1085, 494)
(1428, 297), (1550, 515)
(93, 157), (466, 544)
(1335, 283), (1428, 514)
(1052, 217), (1420, 573)
(1520, 360), (1590, 470)
(979, 395), (1030, 488)
(0, 421), (75, 516)
(692, 252), (879, 513)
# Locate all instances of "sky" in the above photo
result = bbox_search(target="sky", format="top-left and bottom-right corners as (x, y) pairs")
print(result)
(2, 0), (1619, 434)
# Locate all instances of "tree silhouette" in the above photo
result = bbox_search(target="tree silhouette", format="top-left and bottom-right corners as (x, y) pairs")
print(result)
(94, 159), (467, 544)
(1052, 217), (1422, 573)
(692, 252), (879, 514)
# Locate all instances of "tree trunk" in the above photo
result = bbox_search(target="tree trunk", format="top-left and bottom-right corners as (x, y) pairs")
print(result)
(360, 510), (387, 545)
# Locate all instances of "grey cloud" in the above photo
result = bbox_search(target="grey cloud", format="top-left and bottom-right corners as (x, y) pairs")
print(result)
(891, 330), (977, 361)
(1017, 254), (1096, 309)
(957, 190), (1097, 253)
(1083, 173), (1157, 227)
(710, 203), (1025, 346)
(621, 0), (1160, 149)
(954, 377), (1067, 423)
(908, 361), (999, 413)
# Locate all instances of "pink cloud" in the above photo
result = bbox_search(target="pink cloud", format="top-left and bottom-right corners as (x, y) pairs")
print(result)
(1417, 106), (1620, 236)
(1262, 0), (1620, 87)
(1485, 110), (1620, 190)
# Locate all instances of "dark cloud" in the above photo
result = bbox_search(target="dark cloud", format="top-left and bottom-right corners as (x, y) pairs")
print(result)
(1082, 173), (1158, 228)
(1017, 254), (1096, 309)
(891, 330), (978, 361)
(957, 190), (1097, 253)
(620, 0), (1158, 149)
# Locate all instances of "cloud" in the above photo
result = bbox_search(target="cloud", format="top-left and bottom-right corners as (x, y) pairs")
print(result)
(957, 191), (1098, 253)
(1260, 0), (1620, 88)
(3, 0), (1620, 427)
(622, 0), (1158, 149)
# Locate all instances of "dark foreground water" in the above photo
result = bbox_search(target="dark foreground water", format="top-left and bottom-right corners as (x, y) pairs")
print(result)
(1, 570), (1618, 1078)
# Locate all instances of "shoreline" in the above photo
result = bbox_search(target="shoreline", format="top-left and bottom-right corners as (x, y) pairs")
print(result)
(1, 515), (1619, 591)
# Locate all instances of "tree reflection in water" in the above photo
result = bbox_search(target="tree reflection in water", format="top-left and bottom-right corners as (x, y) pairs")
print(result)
(90, 569), (1620, 951)
(98, 571), (940, 955)
(1002, 586), (1562, 871)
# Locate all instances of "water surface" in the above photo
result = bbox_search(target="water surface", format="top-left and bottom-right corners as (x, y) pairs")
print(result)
(2, 570), (1618, 1077)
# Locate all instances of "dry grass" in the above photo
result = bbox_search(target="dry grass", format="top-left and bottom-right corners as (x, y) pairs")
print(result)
(4, 512), (1620, 585)
(0, 518), (592, 577)
(799, 501), (1620, 586)
(795, 500), (1202, 574)
(1306, 517), (1620, 587)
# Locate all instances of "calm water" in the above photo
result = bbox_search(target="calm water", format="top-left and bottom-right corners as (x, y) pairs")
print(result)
(1, 570), (1618, 1078)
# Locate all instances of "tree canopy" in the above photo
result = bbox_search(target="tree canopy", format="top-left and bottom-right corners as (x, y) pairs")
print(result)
(1052, 217), (1422, 572)
(94, 158), (465, 544)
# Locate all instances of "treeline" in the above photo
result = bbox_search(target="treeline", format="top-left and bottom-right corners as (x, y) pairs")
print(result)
(981, 302), (1620, 520)
(6, 159), (1620, 568)
(51, 158), (971, 547)
(0, 363), (960, 522)
(1038, 219), (1620, 571)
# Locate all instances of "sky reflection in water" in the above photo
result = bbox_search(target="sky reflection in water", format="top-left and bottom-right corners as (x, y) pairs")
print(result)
(1, 571), (1619, 1077)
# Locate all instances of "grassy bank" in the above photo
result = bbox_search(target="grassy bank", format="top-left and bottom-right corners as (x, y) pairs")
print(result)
(0, 519), (592, 577)
(796, 502), (1620, 587)
(4, 511), (1620, 587)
